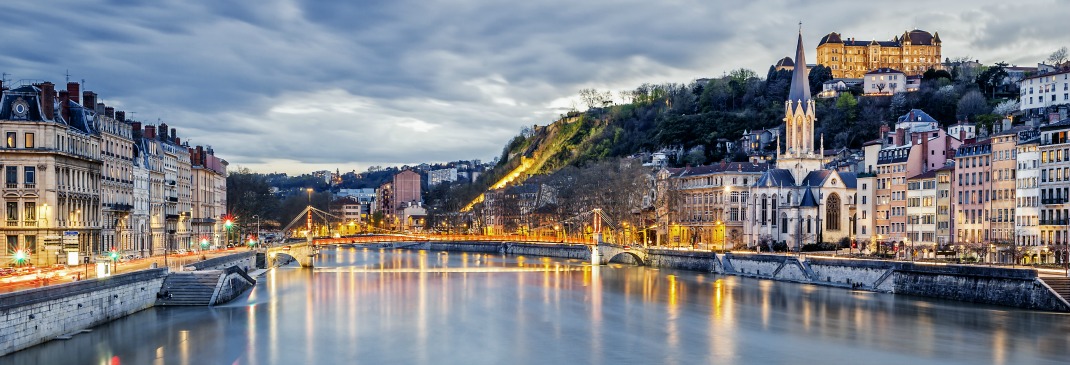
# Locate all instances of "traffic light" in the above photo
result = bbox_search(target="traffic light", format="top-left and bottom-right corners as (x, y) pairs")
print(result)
(200, 237), (209, 248)
(248, 235), (256, 246)
(13, 249), (27, 264)
(109, 248), (119, 260)
(225, 219), (233, 229)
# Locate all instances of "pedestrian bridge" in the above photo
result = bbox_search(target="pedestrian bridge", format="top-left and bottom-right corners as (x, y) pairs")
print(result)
(265, 234), (647, 268)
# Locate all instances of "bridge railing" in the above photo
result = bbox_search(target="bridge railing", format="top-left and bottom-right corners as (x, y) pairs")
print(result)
(305, 234), (596, 246)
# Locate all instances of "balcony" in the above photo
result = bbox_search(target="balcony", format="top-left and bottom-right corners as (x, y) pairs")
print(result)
(6, 220), (17, 227)
(190, 218), (217, 224)
(166, 196), (178, 203)
(1042, 198), (1068, 205)
(165, 214), (180, 220)
(22, 221), (36, 227)
(1040, 219), (1068, 225)
(5, 183), (16, 189)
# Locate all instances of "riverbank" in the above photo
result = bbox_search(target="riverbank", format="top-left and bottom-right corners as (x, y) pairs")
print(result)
(404, 241), (1070, 312)
(0, 251), (257, 357)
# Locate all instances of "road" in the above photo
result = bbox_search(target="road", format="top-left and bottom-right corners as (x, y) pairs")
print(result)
(0, 248), (251, 294)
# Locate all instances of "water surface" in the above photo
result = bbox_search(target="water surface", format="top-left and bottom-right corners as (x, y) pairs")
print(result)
(3, 247), (1069, 365)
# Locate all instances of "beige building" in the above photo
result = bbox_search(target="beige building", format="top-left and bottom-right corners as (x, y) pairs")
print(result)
(1, 82), (102, 266)
(92, 91), (136, 257)
(658, 163), (766, 250)
(817, 29), (942, 79)
(190, 146), (228, 249)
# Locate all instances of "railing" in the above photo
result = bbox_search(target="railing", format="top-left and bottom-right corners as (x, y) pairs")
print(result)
(1042, 198), (1068, 204)
(22, 221), (36, 227)
(23, 183), (34, 189)
(6, 220), (17, 227)
(1040, 219), (1068, 225)
(5, 183), (16, 189)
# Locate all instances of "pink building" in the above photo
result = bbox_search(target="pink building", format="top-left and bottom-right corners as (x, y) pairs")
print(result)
(393, 170), (422, 210)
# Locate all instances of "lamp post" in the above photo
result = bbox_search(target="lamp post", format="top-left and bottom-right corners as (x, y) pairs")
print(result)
(252, 215), (261, 249)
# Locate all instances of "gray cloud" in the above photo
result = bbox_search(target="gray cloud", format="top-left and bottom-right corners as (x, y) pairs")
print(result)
(1, 0), (1066, 174)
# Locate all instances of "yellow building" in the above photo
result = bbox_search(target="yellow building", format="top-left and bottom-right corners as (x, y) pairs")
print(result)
(817, 29), (942, 79)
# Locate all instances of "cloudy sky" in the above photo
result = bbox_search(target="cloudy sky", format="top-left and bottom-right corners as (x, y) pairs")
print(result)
(2, 0), (1067, 175)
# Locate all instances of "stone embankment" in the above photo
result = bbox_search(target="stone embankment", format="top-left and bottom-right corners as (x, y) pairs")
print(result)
(404, 242), (1070, 312)
(0, 252), (258, 356)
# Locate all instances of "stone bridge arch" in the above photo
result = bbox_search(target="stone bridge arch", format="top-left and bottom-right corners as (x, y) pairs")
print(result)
(593, 244), (647, 266)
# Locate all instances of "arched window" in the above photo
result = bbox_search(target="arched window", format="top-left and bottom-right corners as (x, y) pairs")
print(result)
(771, 194), (778, 226)
(781, 213), (788, 233)
(827, 193), (841, 231)
(761, 194), (768, 225)
(807, 216), (812, 234)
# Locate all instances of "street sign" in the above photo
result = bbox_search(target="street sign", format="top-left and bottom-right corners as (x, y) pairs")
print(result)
(62, 231), (79, 251)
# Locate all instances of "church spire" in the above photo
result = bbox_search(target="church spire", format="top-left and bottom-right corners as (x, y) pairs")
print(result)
(787, 30), (812, 105)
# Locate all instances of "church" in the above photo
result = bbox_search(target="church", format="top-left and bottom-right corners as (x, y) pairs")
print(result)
(747, 30), (859, 250)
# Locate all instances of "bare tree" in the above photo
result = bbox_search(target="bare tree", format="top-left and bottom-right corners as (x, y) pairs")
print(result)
(1048, 47), (1068, 66)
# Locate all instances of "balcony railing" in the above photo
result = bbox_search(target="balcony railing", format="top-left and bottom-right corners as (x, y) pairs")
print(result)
(1042, 198), (1068, 205)
(22, 221), (36, 227)
(6, 220), (17, 226)
(1040, 219), (1068, 225)
(166, 197), (178, 203)
(5, 183), (16, 189)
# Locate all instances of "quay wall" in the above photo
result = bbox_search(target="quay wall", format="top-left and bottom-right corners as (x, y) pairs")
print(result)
(0, 269), (168, 356)
(184, 252), (256, 271)
(401, 242), (1070, 312)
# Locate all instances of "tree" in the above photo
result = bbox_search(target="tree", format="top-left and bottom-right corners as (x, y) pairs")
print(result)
(808, 65), (833, 96)
(1048, 47), (1068, 66)
(956, 90), (990, 122)
(992, 99), (1020, 117)
(976, 62), (1008, 98)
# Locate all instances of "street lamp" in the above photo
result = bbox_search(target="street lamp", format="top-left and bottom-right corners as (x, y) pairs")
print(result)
(252, 215), (261, 249)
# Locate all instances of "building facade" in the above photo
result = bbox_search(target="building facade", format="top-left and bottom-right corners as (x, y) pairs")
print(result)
(816, 29), (942, 79)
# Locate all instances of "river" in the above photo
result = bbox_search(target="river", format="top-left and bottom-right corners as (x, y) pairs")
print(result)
(3, 246), (1069, 365)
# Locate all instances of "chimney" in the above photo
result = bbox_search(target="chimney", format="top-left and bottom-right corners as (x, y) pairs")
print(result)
(145, 125), (156, 139)
(59, 90), (71, 122)
(159, 123), (169, 141)
(895, 128), (906, 146)
(67, 82), (80, 104)
(81, 91), (96, 109)
(174, 137), (181, 146)
(0, 80), (5, 91)
(104, 107), (115, 118)
(170, 128), (176, 141)
(132, 122), (142, 138)
(96, 102), (105, 114)
(39, 82), (55, 120)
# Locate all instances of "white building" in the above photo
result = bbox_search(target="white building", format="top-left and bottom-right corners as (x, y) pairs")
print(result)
(906, 170), (938, 256)
(863, 68), (907, 95)
(1019, 69), (1070, 119)
(428, 168), (458, 186)
(1015, 130), (1041, 260)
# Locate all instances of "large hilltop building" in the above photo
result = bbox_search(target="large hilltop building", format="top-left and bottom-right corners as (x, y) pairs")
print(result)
(817, 29), (942, 78)
(748, 31), (859, 250)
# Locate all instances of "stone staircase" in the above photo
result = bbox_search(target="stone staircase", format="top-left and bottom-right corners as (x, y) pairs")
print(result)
(1041, 277), (1070, 304)
(155, 271), (222, 306)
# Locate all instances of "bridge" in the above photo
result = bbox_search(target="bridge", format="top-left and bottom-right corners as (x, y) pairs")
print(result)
(267, 207), (646, 268)
(263, 233), (649, 268)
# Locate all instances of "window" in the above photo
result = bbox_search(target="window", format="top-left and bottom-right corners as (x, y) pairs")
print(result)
(5, 132), (14, 148)
(6, 202), (17, 222)
(5, 166), (16, 187)
(25, 235), (35, 254)
(24, 133), (33, 149)
(23, 202), (34, 222)
(826, 194), (841, 231)
(6, 236), (16, 254)
(24, 167), (35, 186)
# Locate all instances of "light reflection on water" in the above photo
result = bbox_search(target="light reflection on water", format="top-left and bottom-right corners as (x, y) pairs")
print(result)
(2, 246), (1070, 365)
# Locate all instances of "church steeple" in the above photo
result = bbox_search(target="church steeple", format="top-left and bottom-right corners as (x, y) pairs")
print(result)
(778, 27), (822, 182)
(787, 30), (812, 107)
